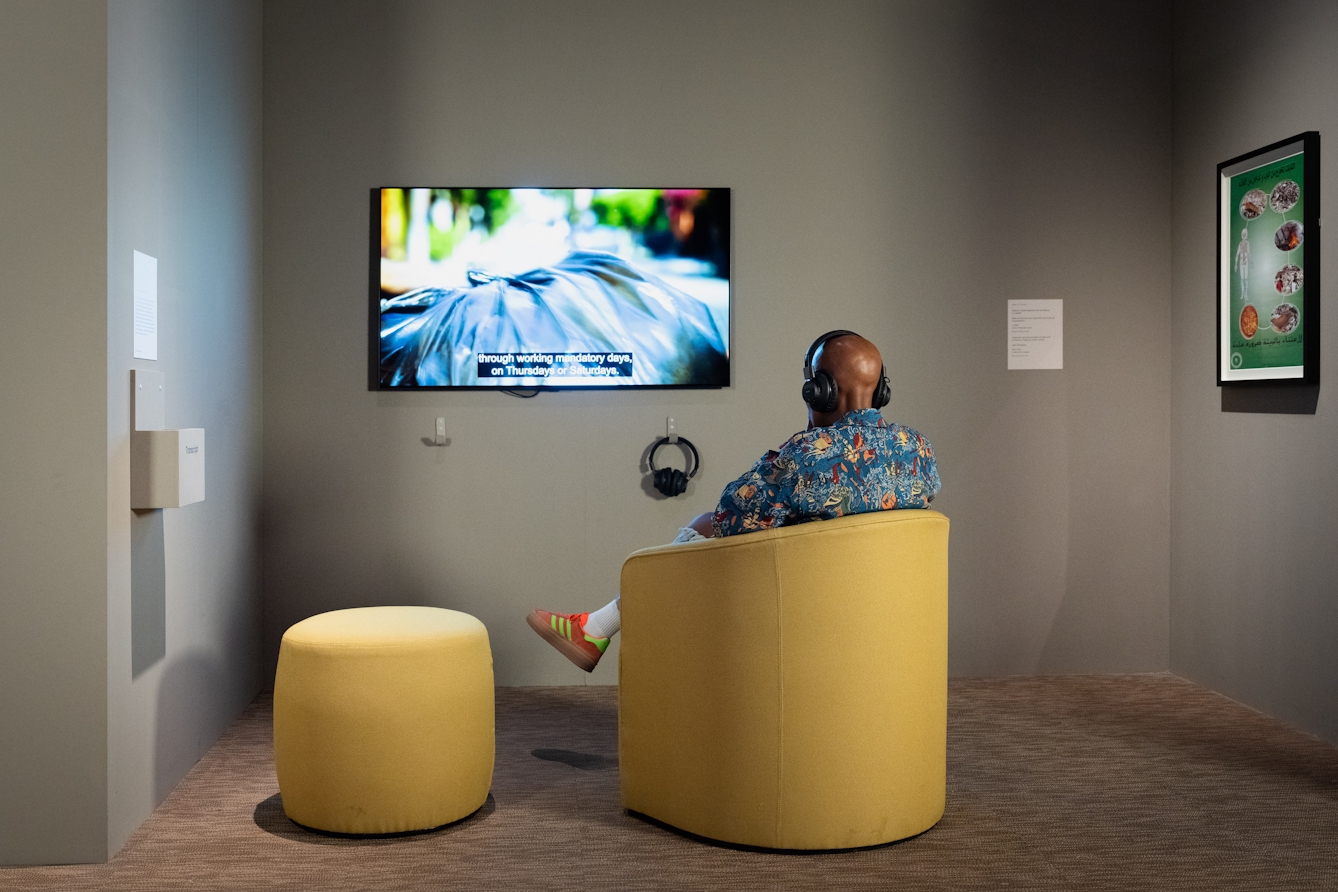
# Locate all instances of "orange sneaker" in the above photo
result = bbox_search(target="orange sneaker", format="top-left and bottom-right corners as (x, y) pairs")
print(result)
(527, 609), (610, 672)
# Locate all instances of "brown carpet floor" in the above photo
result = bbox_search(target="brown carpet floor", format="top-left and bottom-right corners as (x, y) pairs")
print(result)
(3, 674), (1337, 890)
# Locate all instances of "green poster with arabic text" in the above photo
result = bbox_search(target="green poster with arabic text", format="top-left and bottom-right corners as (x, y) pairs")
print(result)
(1226, 154), (1305, 373)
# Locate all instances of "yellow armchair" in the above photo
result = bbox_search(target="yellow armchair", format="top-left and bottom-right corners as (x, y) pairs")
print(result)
(618, 509), (949, 850)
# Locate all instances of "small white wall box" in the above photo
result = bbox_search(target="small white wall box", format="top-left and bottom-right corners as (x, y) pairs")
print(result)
(131, 428), (205, 508)
(130, 369), (205, 509)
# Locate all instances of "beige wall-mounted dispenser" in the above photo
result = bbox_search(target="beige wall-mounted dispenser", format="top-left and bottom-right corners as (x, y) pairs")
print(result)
(130, 369), (204, 509)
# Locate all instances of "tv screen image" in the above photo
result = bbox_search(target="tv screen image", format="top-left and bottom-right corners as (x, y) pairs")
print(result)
(373, 188), (730, 389)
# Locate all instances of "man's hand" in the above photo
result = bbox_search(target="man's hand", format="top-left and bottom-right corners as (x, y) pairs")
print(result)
(687, 512), (716, 538)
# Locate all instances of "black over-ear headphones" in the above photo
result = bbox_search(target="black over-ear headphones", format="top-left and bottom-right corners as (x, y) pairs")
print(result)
(649, 436), (699, 497)
(801, 329), (891, 413)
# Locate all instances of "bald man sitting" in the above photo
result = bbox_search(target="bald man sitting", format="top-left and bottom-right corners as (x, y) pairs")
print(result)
(528, 330), (941, 672)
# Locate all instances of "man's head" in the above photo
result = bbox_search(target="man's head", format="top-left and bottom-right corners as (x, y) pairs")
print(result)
(804, 332), (887, 429)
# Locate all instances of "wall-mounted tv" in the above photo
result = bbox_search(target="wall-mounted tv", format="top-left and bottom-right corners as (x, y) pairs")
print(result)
(370, 188), (730, 390)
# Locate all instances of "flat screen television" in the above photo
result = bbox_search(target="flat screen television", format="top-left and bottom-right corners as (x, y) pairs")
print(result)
(370, 188), (730, 390)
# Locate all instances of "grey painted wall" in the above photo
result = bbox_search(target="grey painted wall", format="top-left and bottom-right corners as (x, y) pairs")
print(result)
(1171, 0), (1338, 744)
(0, 0), (262, 866)
(106, 0), (265, 854)
(0, 0), (110, 866)
(262, 0), (1173, 685)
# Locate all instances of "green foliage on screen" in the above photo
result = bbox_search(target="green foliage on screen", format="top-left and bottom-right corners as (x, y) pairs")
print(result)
(591, 190), (659, 230)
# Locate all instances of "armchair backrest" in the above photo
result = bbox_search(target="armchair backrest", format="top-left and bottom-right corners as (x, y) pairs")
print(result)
(618, 508), (949, 850)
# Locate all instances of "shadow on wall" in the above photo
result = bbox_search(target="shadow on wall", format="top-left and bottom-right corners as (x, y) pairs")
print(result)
(1220, 384), (1319, 414)
(154, 651), (225, 802)
(131, 508), (167, 677)
(260, 0), (407, 691)
(259, 530), (475, 679)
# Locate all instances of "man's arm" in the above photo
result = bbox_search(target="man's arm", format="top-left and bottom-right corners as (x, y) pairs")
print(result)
(918, 431), (942, 503)
(712, 448), (797, 537)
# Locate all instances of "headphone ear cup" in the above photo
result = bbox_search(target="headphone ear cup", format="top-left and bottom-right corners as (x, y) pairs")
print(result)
(873, 371), (891, 410)
(672, 469), (687, 496)
(803, 372), (833, 411)
(802, 374), (833, 410)
(803, 374), (824, 410)
(814, 369), (839, 413)
(652, 467), (688, 497)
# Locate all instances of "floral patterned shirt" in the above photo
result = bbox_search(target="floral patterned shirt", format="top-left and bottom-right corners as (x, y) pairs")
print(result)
(712, 408), (940, 537)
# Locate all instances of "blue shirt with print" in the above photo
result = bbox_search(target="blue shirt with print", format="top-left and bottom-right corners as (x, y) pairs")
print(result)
(713, 408), (940, 537)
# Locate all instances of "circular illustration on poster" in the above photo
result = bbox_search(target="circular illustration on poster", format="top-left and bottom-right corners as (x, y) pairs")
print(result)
(1231, 352), (1243, 368)
(1274, 264), (1303, 294)
(1240, 188), (1268, 219)
(1271, 302), (1300, 334)
(1274, 220), (1303, 251)
(1239, 304), (1258, 339)
(1270, 180), (1300, 213)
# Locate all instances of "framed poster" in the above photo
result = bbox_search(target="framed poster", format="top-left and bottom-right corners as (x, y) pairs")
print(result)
(1218, 132), (1320, 385)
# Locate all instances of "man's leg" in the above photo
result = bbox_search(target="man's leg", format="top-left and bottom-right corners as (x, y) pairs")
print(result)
(583, 598), (620, 638)
(685, 511), (716, 539)
(526, 516), (714, 672)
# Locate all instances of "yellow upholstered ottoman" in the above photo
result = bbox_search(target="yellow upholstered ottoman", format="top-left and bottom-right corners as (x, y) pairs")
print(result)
(273, 606), (494, 834)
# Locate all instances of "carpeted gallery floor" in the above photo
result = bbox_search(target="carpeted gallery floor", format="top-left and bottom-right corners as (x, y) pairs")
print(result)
(2, 675), (1336, 891)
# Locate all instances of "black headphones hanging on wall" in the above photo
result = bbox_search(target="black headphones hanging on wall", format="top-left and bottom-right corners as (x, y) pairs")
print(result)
(801, 329), (891, 413)
(649, 436), (700, 497)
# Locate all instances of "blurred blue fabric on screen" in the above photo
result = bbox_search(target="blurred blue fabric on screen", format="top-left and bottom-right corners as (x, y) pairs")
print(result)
(379, 251), (728, 387)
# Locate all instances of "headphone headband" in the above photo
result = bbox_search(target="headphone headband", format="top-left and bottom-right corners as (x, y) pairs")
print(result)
(803, 330), (859, 380)
(649, 436), (699, 479)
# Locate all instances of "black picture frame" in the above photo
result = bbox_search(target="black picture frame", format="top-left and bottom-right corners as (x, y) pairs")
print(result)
(1217, 132), (1320, 387)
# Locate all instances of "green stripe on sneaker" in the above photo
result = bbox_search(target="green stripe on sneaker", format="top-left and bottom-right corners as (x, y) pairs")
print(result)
(550, 615), (558, 632)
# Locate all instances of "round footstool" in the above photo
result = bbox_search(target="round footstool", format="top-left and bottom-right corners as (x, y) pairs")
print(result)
(273, 606), (494, 834)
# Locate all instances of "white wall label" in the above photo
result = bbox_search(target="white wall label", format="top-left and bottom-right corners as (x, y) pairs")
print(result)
(1008, 299), (1063, 370)
(133, 250), (158, 361)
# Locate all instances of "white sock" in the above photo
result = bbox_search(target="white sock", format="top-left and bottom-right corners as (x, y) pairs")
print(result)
(673, 526), (707, 543)
(583, 597), (620, 639)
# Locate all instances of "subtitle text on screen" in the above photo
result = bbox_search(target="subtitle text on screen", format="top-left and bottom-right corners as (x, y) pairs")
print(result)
(476, 352), (634, 379)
